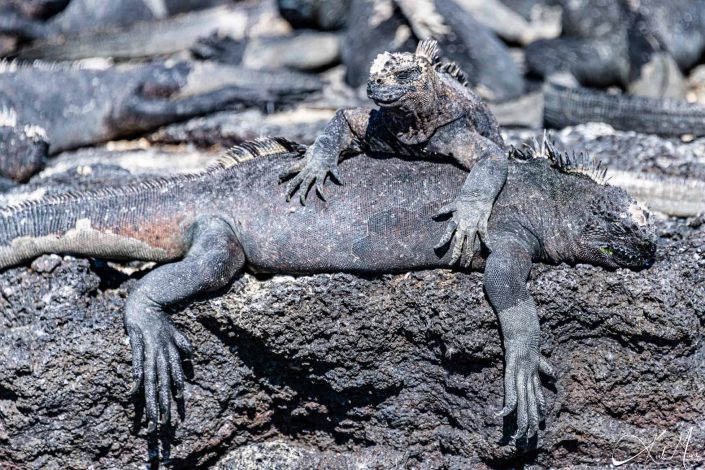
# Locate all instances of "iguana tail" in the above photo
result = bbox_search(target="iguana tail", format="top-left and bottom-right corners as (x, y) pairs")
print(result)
(0, 137), (304, 270)
(544, 83), (705, 136)
(609, 170), (705, 217)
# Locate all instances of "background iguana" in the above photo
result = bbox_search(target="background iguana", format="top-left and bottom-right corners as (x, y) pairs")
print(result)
(281, 39), (507, 263)
(0, 136), (656, 439)
(0, 60), (321, 182)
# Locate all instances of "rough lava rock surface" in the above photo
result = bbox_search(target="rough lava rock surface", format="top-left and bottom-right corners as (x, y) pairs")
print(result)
(1, 126), (704, 468)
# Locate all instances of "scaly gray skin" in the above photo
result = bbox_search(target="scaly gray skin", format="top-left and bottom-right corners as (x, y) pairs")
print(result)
(0, 136), (656, 439)
(459, 0), (561, 46)
(636, 0), (705, 72)
(18, 2), (279, 61)
(0, 8), (53, 41)
(0, 60), (321, 181)
(544, 82), (705, 136)
(277, 0), (351, 30)
(282, 39), (507, 264)
(526, 0), (687, 99)
(46, 0), (232, 35)
(341, 0), (525, 101)
(1, 0), (69, 20)
(0, 0), (229, 51)
(192, 30), (341, 73)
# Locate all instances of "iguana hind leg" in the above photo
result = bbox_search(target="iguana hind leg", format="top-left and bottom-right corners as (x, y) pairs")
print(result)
(123, 215), (244, 431)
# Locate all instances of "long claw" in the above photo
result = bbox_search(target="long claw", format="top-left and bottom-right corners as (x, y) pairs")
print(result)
(172, 328), (193, 357)
(285, 174), (304, 202)
(433, 202), (456, 219)
(157, 351), (171, 425)
(127, 327), (144, 395)
(512, 369), (529, 439)
(144, 348), (159, 431)
(315, 183), (326, 201)
(462, 229), (477, 268)
(539, 357), (556, 380)
(534, 374), (546, 416)
(329, 167), (342, 185)
(168, 344), (185, 399)
(434, 220), (458, 250)
(501, 357), (518, 416)
(449, 228), (466, 265)
(526, 378), (540, 438)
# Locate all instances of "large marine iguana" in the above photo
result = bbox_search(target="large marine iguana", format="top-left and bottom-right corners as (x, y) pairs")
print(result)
(0, 136), (656, 439)
(0, 60), (322, 182)
(281, 39), (506, 264)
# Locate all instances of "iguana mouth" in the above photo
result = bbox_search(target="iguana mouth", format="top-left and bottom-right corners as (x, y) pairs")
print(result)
(374, 96), (400, 106)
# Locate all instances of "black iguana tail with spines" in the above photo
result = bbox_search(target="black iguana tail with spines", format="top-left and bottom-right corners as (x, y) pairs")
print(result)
(544, 82), (705, 136)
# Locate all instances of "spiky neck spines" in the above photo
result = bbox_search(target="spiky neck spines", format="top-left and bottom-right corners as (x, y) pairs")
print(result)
(510, 133), (608, 185)
(209, 137), (306, 170)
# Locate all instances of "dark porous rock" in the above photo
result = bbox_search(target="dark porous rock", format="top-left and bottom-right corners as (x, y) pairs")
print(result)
(0, 216), (703, 468)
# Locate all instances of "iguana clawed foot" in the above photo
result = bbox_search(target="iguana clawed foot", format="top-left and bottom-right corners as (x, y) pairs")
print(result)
(497, 345), (555, 439)
(433, 195), (492, 266)
(125, 306), (192, 432)
(279, 149), (342, 205)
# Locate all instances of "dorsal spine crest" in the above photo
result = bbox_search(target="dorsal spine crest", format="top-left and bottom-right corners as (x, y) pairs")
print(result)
(415, 38), (440, 64)
(509, 132), (608, 185)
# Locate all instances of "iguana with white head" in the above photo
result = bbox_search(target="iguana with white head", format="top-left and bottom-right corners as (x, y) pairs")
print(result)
(281, 38), (507, 264)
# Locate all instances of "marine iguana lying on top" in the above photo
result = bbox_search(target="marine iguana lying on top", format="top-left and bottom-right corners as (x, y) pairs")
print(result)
(0, 136), (656, 439)
(282, 39), (507, 264)
(0, 60), (321, 182)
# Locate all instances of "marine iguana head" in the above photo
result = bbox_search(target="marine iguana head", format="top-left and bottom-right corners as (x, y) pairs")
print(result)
(576, 185), (657, 270)
(0, 107), (49, 182)
(366, 39), (447, 111)
(512, 137), (657, 270)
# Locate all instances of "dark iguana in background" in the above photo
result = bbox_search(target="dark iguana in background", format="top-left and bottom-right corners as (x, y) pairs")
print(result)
(0, 60), (321, 182)
(281, 39), (506, 263)
(0, 135), (656, 439)
(526, 0), (705, 99)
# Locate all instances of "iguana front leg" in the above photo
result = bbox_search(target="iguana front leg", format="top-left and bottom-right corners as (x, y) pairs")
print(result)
(124, 216), (244, 431)
(429, 124), (508, 265)
(484, 239), (555, 439)
(280, 108), (368, 204)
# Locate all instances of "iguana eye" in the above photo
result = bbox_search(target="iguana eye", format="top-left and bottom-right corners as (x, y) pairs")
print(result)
(600, 247), (614, 256)
(395, 69), (417, 81)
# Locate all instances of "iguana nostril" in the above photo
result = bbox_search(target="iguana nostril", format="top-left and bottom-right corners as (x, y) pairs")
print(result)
(376, 79), (382, 84)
